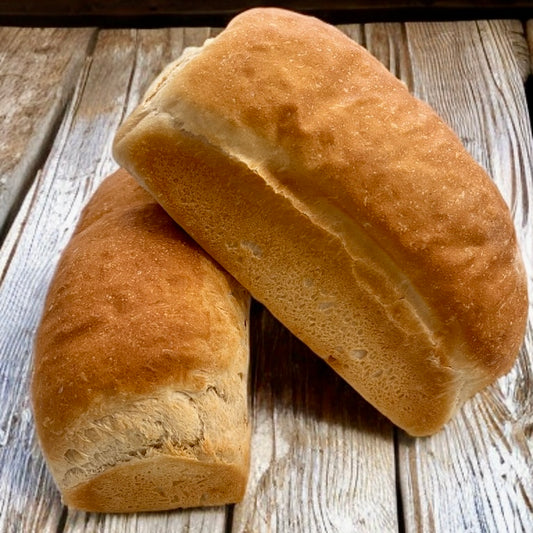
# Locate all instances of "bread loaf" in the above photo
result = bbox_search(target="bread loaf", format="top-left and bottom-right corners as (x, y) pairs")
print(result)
(113, 8), (528, 435)
(32, 169), (251, 512)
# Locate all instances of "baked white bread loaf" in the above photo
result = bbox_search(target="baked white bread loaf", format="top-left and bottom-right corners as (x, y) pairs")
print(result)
(32, 169), (251, 512)
(113, 8), (528, 435)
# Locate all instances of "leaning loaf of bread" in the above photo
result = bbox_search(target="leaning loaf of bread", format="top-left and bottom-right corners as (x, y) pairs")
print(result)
(113, 8), (528, 436)
(32, 169), (251, 512)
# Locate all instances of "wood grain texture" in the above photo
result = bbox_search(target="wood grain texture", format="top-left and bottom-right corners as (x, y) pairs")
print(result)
(0, 170), (63, 533)
(527, 19), (533, 74)
(64, 506), (228, 533)
(0, 27), (95, 239)
(365, 20), (533, 532)
(507, 19), (531, 82)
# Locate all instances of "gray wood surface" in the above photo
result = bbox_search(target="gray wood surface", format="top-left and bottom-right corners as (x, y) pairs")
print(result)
(0, 27), (95, 238)
(0, 18), (532, 533)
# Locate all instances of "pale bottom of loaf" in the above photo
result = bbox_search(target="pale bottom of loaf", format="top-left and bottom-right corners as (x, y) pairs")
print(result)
(63, 455), (247, 512)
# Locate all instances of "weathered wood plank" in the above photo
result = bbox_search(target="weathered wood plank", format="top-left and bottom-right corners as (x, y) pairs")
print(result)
(64, 505), (228, 533)
(365, 20), (533, 532)
(507, 19), (530, 82)
(0, 27), (95, 240)
(0, 170), (63, 533)
(0, 27), (227, 532)
(526, 19), (533, 76)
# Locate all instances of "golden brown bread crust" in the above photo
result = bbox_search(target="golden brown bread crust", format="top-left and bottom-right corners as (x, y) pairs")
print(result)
(113, 8), (528, 435)
(32, 169), (251, 511)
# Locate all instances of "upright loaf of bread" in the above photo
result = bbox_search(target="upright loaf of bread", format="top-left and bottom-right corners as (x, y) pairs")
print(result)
(32, 169), (251, 512)
(113, 8), (528, 435)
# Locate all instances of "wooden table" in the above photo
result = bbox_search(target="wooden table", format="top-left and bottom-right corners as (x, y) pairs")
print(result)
(0, 16), (532, 533)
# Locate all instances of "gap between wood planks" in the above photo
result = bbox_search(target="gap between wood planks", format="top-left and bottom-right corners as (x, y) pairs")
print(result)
(394, 430), (406, 533)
